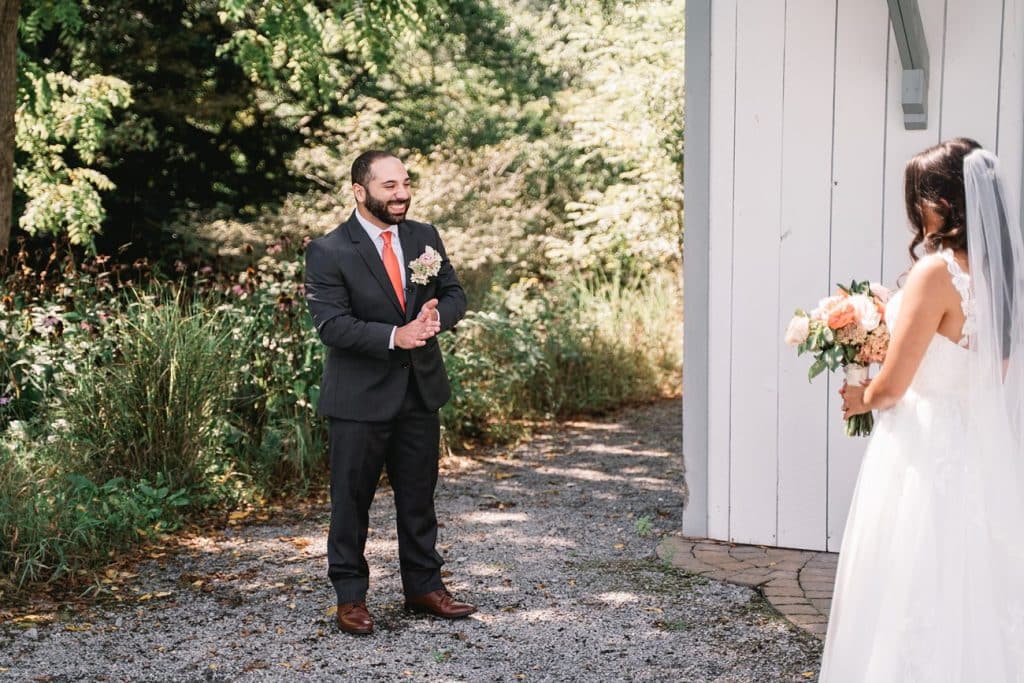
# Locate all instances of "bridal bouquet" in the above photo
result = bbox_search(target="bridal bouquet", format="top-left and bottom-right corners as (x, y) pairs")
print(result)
(784, 280), (892, 436)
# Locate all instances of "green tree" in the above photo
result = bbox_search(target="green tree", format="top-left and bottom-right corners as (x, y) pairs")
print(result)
(4, 0), (475, 254)
(542, 0), (685, 274)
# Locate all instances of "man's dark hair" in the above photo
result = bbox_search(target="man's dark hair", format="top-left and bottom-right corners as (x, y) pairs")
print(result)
(351, 150), (397, 187)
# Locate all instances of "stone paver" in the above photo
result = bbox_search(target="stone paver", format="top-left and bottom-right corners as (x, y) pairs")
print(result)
(657, 535), (837, 639)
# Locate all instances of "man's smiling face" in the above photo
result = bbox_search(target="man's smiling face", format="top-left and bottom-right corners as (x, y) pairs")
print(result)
(355, 156), (412, 227)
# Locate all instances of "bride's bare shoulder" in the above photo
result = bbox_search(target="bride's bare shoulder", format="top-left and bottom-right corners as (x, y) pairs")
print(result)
(903, 253), (960, 298)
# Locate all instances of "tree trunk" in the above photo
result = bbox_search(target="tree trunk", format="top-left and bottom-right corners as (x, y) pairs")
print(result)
(0, 0), (20, 254)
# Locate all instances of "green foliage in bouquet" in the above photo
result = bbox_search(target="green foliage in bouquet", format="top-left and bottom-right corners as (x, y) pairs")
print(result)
(787, 280), (890, 437)
(793, 280), (878, 381)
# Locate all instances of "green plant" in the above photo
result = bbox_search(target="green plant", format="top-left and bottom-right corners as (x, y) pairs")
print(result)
(438, 268), (681, 447)
(440, 309), (547, 443)
(636, 515), (654, 537)
(57, 291), (238, 489)
(655, 619), (690, 632)
(0, 435), (194, 586)
(213, 245), (327, 492)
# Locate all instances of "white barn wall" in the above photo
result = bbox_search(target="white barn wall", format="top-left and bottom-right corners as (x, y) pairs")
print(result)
(695, 0), (1024, 551)
(728, 0), (786, 546)
(824, 0), (890, 551)
(705, 0), (738, 542)
(998, 0), (1024, 219)
(775, 0), (837, 550)
(941, 1), (1004, 147)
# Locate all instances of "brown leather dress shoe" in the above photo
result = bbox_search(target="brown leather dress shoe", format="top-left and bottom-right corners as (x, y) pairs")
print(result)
(404, 588), (477, 619)
(336, 601), (373, 635)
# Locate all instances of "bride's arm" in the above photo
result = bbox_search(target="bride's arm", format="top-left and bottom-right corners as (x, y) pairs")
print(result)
(842, 256), (959, 418)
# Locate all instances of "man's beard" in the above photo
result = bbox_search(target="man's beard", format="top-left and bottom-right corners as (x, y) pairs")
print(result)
(364, 191), (409, 225)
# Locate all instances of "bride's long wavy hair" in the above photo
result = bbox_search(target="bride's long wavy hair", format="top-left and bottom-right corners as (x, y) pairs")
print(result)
(904, 137), (983, 261)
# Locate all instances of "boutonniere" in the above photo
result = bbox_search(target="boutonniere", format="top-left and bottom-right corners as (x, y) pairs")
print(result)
(409, 246), (442, 285)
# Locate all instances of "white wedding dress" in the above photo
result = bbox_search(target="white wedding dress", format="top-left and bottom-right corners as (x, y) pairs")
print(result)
(819, 250), (1024, 682)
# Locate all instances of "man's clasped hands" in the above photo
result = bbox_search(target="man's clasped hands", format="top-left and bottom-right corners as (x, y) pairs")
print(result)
(394, 298), (441, 349)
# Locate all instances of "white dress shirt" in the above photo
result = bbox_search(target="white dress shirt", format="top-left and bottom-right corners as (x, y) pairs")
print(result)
(354, 208), (406, 288)
(354, 209), (406, 349)
(353, 208), (442, 350)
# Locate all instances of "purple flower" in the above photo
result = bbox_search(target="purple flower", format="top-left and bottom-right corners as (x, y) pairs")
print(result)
(0, 396), (10, 407)
(231, 285), (245, 296)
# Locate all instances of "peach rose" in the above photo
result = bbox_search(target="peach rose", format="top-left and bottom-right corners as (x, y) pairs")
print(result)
(812, 295), (844, 322)
(827, 301), (857, 329)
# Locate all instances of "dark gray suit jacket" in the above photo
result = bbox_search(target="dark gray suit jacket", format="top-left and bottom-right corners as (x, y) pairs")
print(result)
(304, 212), (467, 421)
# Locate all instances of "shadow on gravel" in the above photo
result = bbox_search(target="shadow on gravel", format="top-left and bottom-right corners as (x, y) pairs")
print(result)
(0, 399), (823, 682)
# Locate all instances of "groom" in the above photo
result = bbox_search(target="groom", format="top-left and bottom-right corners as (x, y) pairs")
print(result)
(304, 150), (474, 635)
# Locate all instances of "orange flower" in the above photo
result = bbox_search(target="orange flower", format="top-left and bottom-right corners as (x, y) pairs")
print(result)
(827, 301), (857, 329)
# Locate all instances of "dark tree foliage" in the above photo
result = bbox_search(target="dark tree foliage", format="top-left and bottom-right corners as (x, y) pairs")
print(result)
(8, 0), (556, 261)
(18, 2), (305, 256)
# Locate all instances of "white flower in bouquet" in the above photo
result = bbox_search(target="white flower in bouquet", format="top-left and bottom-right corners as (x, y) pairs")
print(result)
(810, 296), (838, 322)
(869, 282), (892, 303)
(847, 294), (881, 331)
(784, 314), (811, 346)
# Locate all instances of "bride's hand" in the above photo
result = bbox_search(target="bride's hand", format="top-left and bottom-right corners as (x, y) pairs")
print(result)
(840, 381), (871, 419)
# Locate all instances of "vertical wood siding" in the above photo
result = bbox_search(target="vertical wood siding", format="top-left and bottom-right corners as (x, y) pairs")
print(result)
(824, 0), (890, 550)
(702, 0), (1024, 551)
(728, 0), (787, 546)
(775, 0), (837, 550)
(706, 0), (739, 541)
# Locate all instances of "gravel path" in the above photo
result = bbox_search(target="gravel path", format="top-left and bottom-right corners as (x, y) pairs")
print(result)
(0, 399), (822, 681)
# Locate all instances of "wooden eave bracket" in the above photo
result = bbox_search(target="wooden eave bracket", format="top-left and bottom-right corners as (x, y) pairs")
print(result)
(888, 0), (929, 130)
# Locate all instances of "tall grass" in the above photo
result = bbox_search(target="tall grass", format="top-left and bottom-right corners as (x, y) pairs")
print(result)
(0, 294), (240, 588)
(543, 269), (682, 414)
(441, 269), (682, 443)
(59, 293), (239, 489)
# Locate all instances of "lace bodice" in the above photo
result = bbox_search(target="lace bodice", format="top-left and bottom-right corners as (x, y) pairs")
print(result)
(937, 249), (976, 345)
(885, 249), (973, 398)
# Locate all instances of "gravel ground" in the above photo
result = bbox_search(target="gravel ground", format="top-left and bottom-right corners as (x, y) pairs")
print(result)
(0, 399), (823, 682)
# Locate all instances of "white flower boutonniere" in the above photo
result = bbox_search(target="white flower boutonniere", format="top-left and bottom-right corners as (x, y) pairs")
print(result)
(409, 246), (442, 285)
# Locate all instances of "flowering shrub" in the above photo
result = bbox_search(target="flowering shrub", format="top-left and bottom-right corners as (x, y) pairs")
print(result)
(0, 240), (327, 586)
(0, 246), (138, 429)
(205, 240), (326, 487)
(0, 238), (325, 484)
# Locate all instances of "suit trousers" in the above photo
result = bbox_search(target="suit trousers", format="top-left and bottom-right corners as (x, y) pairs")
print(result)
(326, 376), (445, 603)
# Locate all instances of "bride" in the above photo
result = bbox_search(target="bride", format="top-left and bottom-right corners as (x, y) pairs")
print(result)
(819, 138), (1024, 681)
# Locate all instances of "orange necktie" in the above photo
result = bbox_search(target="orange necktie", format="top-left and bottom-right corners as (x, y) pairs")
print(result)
(380, 231), (406, 312)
